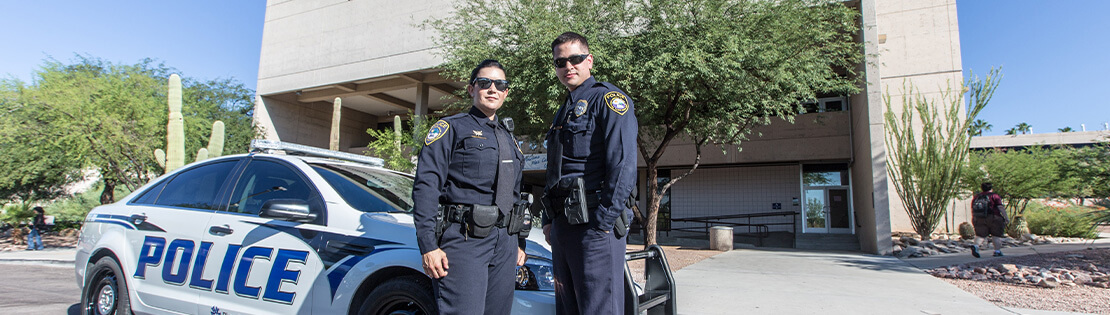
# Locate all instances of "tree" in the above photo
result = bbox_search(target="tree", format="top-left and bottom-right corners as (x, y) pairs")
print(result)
(884, 69), (1000, 240)
(0, 56), (258, 204)
(968, 119), (992, 136)
(427, 0), (863, 245)
(1004, 128), (1018, 135)
(1014, 122), (1032, 135)
(1052, 143), (1110, 203)
(1058, 126), (1074, 132)
(963, 146), (1061, 237)
(0, 87), (84, 204)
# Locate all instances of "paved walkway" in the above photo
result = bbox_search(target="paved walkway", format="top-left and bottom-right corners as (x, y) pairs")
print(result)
(673, 235), (1110, 315)
(4, 236), (1107, 315)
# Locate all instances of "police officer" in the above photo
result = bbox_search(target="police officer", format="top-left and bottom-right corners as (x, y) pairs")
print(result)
(542, 32), (638, 315)
(412, 59), (528, 314)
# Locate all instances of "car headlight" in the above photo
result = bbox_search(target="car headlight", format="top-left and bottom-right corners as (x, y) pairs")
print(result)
(516, 255), (554, 291)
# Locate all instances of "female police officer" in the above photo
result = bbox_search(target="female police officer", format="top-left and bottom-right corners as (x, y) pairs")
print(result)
(412, 59), (527, 314)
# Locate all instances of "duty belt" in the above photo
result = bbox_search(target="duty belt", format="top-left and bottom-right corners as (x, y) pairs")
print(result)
(443, 204), (511, 228)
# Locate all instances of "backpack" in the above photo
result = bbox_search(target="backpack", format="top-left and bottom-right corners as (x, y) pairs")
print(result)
(972, 193), (992, 217)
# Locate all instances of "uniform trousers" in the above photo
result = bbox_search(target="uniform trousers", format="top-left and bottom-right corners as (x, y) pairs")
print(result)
(551, 216), (625, 315)
(434, 225), (517, 315)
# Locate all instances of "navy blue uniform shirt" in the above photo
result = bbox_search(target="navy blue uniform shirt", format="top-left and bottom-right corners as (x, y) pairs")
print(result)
(412, 107), (525, 254)
(543, 76), (638, 232)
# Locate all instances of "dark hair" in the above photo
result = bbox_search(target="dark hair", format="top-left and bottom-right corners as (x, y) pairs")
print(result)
(33, 206), (44, 213)
(551, 32), (590, 53)
(981, 182), (993, 192)
(468, 59), (506, 84)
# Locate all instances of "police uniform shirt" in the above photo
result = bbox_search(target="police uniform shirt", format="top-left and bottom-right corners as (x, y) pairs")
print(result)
(412, 107), (525, 255)
(544, 76), (639, 232)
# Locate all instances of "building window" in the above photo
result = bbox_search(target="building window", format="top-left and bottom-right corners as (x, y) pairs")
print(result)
(801, 96), (849, 114)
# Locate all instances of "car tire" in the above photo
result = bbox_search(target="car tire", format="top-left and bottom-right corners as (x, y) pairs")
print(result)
(357, 275), (437, 315)
(82, 256), (132, 315)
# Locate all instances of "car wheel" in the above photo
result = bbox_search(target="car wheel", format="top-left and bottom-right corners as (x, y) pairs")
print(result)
(82, 256), (132, 315)
(357, 275), (436, 315)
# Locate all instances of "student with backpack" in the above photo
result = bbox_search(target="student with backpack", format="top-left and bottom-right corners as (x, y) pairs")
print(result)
(970, 182), (1008, 257)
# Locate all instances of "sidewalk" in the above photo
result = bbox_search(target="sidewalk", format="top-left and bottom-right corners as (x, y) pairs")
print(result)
(673, 236), (1109, 315)
(0, 247), (76, 267)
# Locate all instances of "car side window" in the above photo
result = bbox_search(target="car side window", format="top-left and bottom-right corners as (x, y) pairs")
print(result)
(132, 180), (169, 205)
(153, 161), (238, 210)
(228, 159), (319, 216)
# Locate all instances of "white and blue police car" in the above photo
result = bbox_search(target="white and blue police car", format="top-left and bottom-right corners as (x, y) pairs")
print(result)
(75, 140), (555, 315)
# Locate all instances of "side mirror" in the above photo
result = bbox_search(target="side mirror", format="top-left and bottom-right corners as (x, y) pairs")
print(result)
(260, 199), (317, 223)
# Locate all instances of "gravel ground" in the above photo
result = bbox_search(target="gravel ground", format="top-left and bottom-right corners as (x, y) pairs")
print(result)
(938, 248), (1110, 314)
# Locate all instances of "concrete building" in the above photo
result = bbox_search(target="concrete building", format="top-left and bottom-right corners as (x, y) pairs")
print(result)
(252, 0), (965, 254)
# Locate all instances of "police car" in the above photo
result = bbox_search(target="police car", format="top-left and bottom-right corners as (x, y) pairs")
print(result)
(74, 140), (555, 315)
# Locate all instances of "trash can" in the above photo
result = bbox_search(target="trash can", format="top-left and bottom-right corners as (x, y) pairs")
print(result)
(710, 226), (733, 251)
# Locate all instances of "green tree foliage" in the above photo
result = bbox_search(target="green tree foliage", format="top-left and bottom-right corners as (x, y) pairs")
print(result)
(0, 56), (258, 205)
(884, 69), (1000, 240)
(1014, 122), (1032, 134)
(963, 146), (1061, 229)
(1058, 126), (1074, 132)
(0, 79), (84, 203)
(427, 0), (863, 245)
(1051, 143), (1110, 202)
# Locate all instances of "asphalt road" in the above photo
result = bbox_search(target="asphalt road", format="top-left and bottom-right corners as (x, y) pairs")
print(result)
(0, 263), (80, 314)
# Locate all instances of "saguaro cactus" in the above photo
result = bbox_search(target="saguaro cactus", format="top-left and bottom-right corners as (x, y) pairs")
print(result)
(330, 97), (342, 151)
(155, 75), (227, 172)
(393, 115), (402, 152)
(155, 74), (186, 173)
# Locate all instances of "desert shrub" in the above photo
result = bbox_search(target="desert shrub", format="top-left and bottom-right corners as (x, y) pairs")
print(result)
(45, 181), (132, 230)
(1024, 203), (1098, 238)
(958, 222), (975, 240)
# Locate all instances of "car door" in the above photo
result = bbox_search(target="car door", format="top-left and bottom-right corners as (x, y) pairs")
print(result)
(196, 158), (324, 314)
(124, 159), (241, 314)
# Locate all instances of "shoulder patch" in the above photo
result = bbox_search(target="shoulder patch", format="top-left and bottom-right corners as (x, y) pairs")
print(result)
(604, 91), (629, 115)
(574, 99), (589, 117)
(425, 120), (450, 145)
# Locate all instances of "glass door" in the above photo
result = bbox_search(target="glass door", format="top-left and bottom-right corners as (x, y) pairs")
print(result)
(802, 166), (853, 234)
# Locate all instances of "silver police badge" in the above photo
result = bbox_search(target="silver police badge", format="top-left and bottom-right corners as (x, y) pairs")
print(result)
(574, 99), (588, 117)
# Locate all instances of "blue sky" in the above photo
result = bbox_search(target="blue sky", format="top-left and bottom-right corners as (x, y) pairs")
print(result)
(1, 1), (1106, 135)
(959, 1), (1110, 135)
(0, 1), (265, 90)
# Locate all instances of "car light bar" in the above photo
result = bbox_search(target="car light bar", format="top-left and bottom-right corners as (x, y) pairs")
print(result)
(250, 140), (385, 167)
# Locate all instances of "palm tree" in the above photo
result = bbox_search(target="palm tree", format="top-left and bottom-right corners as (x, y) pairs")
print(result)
(1014, 122), (1032, 134)
(969, 119), (992, 136)
(1005, 128), (1018, 135)
(1058, 126), (1074, 132)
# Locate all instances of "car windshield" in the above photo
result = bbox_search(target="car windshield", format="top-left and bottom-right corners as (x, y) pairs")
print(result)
(310, 163), (413, 213)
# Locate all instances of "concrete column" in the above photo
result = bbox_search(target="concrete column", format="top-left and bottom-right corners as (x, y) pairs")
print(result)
(414, 82), (430, 139)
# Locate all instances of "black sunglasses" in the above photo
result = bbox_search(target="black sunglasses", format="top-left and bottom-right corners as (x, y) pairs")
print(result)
(553, 54), (590, 68)
(471, 77), (510, 91)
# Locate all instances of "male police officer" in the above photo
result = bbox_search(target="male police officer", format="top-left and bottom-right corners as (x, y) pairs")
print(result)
(413, 60), (528, 314)
(542, 32), (639, 315)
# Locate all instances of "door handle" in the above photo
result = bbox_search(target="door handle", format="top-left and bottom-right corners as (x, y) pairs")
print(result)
(130, 214), (147, 225)
(209, 225), (234, 236)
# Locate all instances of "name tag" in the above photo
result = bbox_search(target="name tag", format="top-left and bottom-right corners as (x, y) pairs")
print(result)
(502, 160), (513, 163)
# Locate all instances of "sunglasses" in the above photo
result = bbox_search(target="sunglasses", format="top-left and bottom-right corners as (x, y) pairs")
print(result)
(471, 77), (510, 91)
(553, 54), (590, 68)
